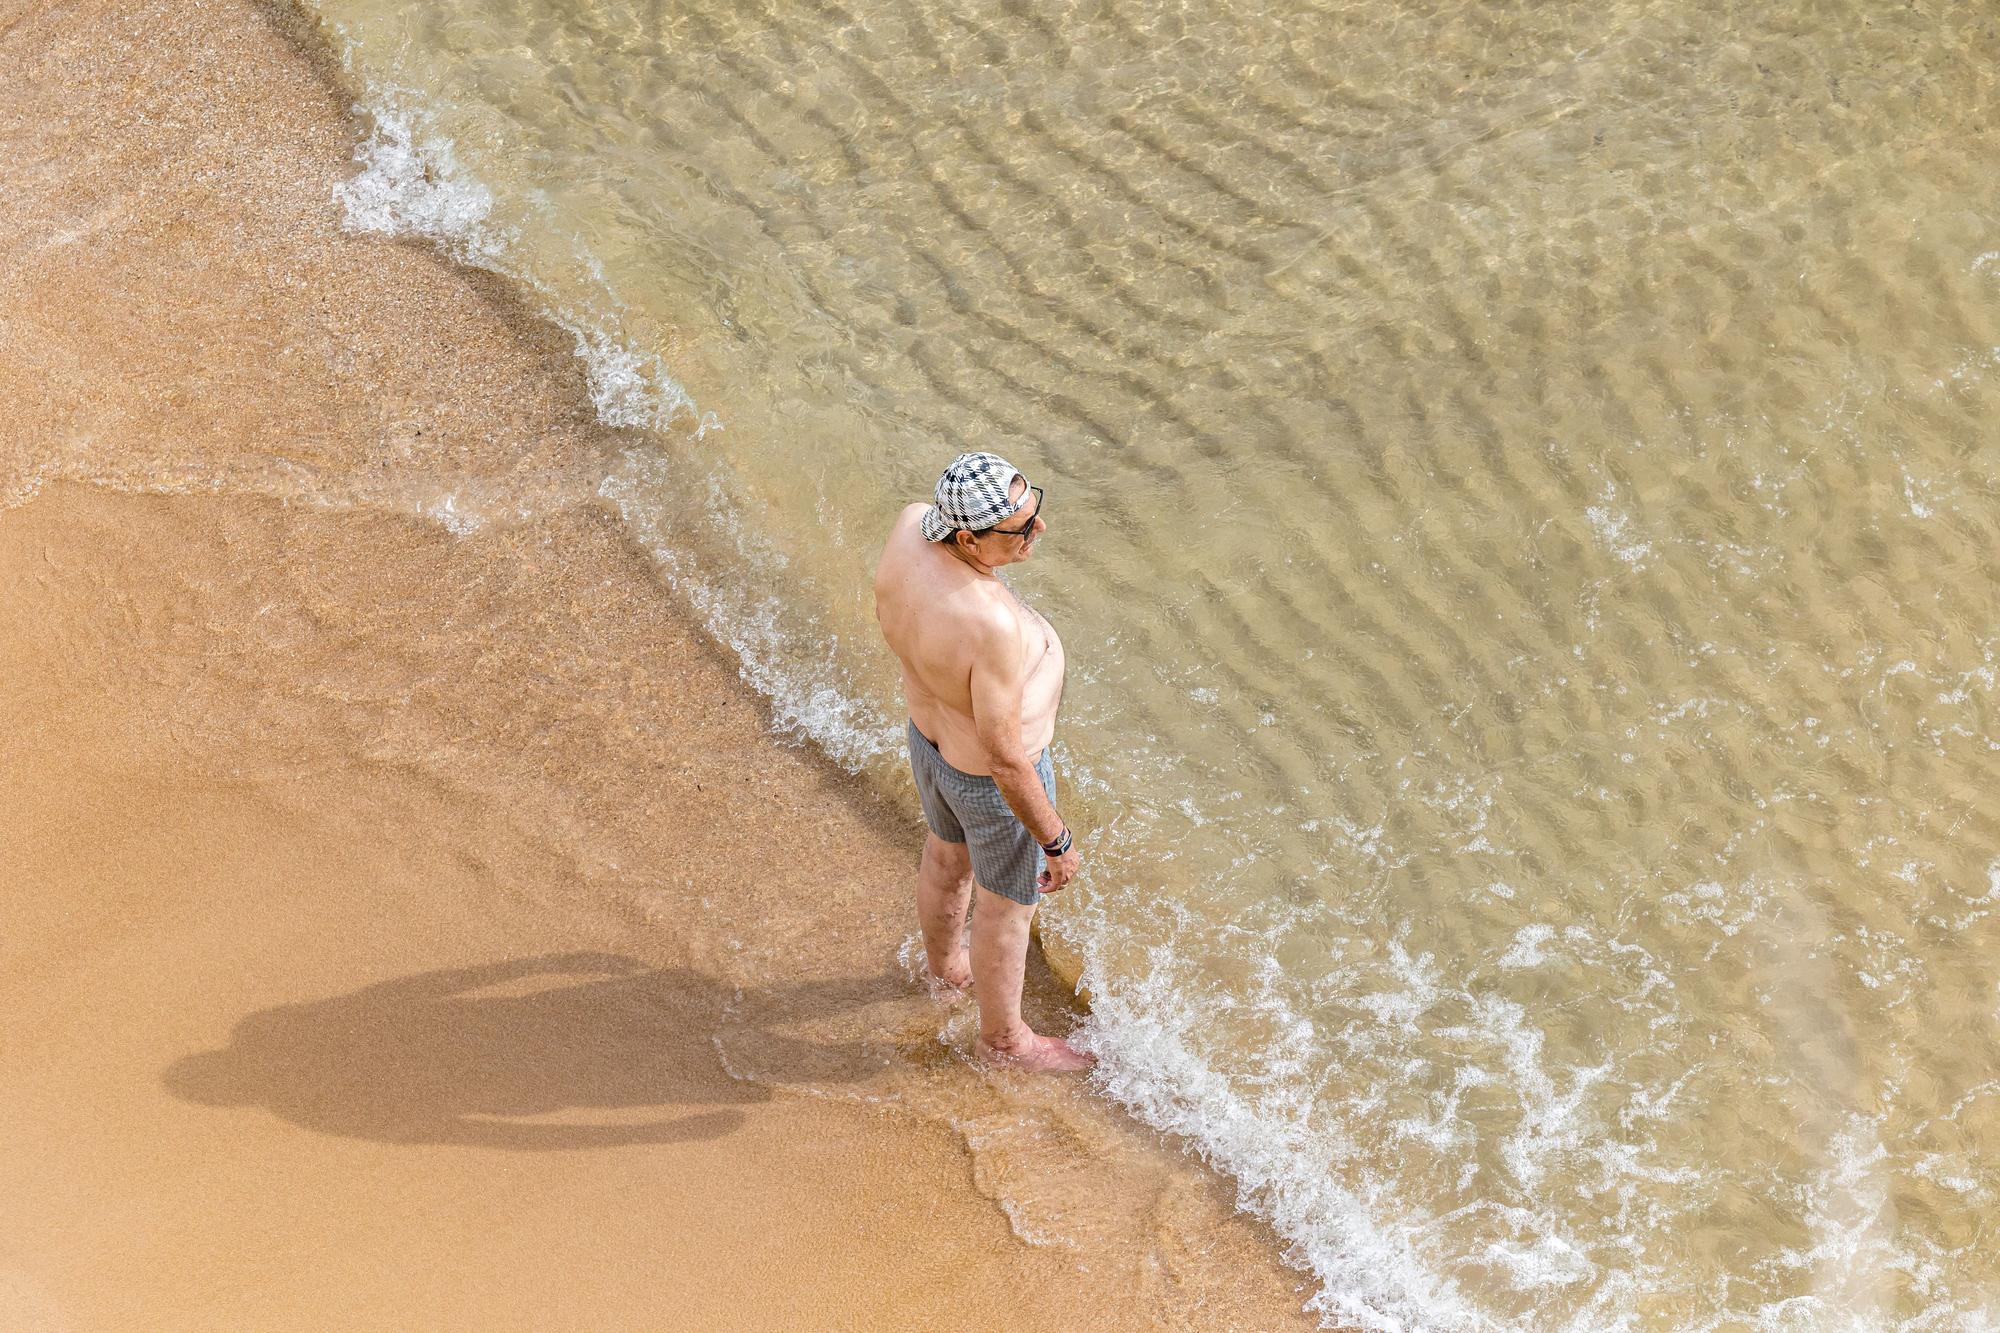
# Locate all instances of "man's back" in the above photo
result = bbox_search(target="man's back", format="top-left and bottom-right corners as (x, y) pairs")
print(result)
(874, 502), (1063, 774)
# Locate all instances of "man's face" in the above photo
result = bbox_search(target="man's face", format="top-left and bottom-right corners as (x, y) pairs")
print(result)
(966, 476), (1045, 565)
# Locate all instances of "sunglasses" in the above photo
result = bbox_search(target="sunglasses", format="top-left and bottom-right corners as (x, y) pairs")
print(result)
(985, 486), (1046, 538)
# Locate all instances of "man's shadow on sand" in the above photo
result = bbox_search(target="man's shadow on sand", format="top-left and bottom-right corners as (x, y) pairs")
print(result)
(163, 952), (886, 1150)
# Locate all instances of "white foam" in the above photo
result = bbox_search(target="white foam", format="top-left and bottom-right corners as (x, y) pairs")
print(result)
(1903, 470), (1941, 520)
(1585, 482), (1653, 568)
(1053, 886), (1799, 1333)
(1747, 1118), (1899, 1331)
(331, 83), (710, 441)
(1498, 924), (1556, 970)
(415, 489), (484, 536)
(599, 451), (898, 769)
(324, 69), (892, 766)
(1074, 915), (1627, 1332)
(334, 96), (503, 262)
(1078, 987), (1486, 1332)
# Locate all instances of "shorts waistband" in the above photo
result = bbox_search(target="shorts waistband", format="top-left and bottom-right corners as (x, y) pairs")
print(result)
(907, 718), (1047, 780)
(907, 718), (978, 780)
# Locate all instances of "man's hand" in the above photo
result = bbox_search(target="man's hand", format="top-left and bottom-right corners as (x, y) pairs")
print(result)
(1038, 845), (1081, 892)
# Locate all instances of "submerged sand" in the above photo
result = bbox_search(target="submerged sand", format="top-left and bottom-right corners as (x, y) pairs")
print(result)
(0, 1), (1319, 1328)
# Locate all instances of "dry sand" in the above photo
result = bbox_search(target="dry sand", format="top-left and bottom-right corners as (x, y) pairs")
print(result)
(0, 1), (1322, 1329)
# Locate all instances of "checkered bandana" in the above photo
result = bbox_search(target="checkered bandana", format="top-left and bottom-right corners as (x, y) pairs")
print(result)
(920, 452), (1027, 542)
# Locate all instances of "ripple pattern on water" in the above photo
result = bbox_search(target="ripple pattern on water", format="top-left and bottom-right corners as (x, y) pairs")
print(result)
(304, 0), (2000, 1325)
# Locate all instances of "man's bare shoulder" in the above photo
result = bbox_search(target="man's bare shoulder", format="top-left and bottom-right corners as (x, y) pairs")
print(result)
(876, 505), (927, 579)
(881, 505), (931, 559)
(951, 583), (1026, 650)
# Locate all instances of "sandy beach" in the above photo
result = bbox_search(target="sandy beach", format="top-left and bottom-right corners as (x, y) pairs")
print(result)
(0, 2), (1323, 1329)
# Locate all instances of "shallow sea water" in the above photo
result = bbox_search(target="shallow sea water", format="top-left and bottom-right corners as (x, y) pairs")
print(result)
(301, 0), (2000, 1326)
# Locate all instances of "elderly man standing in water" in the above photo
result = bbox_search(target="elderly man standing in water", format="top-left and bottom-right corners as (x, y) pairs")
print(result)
(873, 452), (1092, 1072)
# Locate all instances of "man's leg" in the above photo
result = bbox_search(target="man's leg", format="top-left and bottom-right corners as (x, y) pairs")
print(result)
(968, 884), (1093, 1071)
(916, 832), (975, 993)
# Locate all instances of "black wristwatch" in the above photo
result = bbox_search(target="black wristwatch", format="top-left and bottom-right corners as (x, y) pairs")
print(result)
(1040, 827), (1072, 858)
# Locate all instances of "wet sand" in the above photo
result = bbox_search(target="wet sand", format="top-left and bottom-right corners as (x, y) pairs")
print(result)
(0, 1), (1319, 1328)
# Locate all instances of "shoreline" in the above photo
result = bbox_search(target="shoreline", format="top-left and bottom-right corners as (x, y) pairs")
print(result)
(1, 1), (1322, 1328)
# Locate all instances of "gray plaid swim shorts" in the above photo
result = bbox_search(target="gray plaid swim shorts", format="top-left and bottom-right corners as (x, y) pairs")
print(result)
(906, 719), (1055, 906)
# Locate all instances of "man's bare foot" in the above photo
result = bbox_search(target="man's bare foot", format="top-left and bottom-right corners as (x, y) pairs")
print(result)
(922, 950), (972, 1002)
(975, 1031), (1096, 1072)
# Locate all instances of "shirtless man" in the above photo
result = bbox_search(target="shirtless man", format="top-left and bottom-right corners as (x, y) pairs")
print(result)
(873, 452), (1092, 1072)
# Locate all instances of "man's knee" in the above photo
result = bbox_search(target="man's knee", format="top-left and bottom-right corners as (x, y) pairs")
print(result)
(922, 832), (973, 883)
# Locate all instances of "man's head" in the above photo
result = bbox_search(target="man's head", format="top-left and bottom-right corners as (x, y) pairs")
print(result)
(921, 451), (1046, 567)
